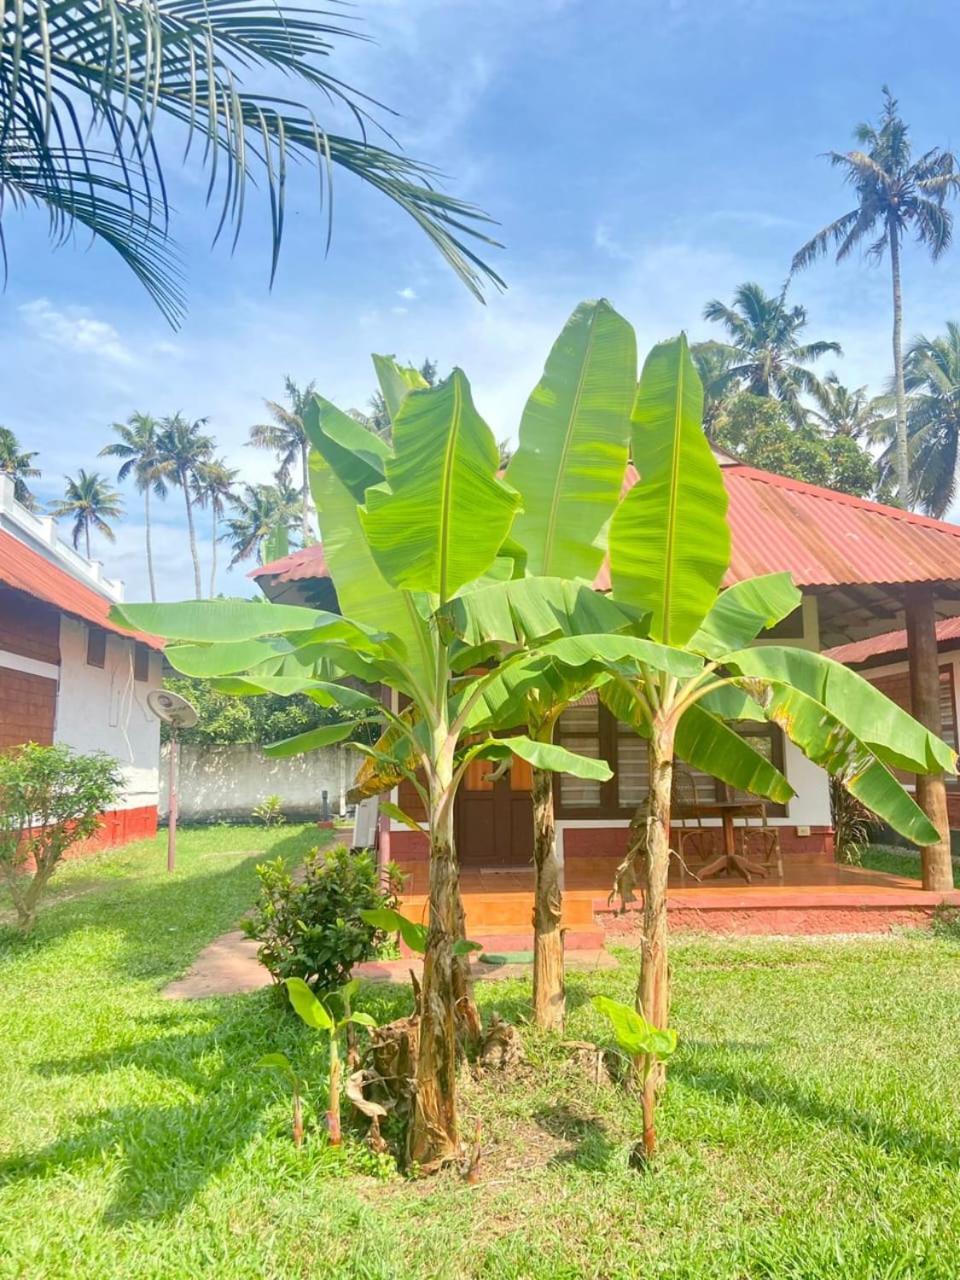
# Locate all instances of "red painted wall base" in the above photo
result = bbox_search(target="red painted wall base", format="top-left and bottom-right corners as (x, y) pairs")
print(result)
(18, 805), (160, 871)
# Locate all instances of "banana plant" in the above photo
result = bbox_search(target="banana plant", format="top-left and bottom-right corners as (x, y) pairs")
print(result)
(591, 995), (677, 1162)
(284, 976), (377, 1146)
(112, 351), (642, 1175)
(492, 334), (955, 1156)
(257, 1051), (307, 1149)
(359, 906), (483, 959)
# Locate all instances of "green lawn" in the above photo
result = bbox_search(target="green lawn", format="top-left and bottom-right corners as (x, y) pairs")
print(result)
(4, 828), (960, 1278)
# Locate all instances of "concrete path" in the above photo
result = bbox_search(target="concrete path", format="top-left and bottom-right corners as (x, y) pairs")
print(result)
(162, 932), (616, 1000)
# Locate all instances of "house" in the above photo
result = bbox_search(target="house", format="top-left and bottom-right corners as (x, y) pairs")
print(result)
(253, 457), (960, 934)
(0, 474), (163, 848)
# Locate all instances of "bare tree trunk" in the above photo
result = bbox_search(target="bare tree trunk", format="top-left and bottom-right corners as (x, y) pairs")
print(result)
(890, 225), (910, 506)
(637, 727), (673, 1150)
(532, 763), (565, 1031)
(144, 486), (157, 603)
(452, 885), (482, 1049)
(84, 522), (91, 561)
(410, 789), (461, 1171)
(181, 471), (202, 599)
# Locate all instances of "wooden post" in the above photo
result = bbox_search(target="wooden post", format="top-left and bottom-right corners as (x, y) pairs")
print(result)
(905, 588), (953, 891)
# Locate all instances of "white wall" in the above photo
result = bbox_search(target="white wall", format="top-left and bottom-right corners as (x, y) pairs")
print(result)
(54, 617), (161, 811)
(159, 741), (350, 822)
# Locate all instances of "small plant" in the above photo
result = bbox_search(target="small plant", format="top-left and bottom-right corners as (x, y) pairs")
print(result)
(257, 1052), (306, 1147)
(592, 995), (678, 1164)
(243, 845), (401, 992)
(285, 976), (377, 1144)
(0, 743), (122, 932)
(829, 775), (879, 865)
(252, 794), (286, 826)
(359, 906), (483, 957)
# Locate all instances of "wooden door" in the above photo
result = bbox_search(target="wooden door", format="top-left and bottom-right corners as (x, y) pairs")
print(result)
(456, 754), (533, 868)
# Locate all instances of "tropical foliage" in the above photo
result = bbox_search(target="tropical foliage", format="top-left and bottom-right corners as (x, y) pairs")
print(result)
(224, 480), (304, 567)
(0, 427), (41, 509)
(702, 282), (841, 423)
(100, 413), (167, 601)
(249, 379), (317, 544)
(891, 322), (960, 518)
(48, 469), (124, 558)
(1, 0), (502, 324)
(793, 87), (960, 502)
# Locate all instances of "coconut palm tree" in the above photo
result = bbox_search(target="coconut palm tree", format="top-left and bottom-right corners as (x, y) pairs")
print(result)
(690, 341), (739, 439)
(192, 457), (239, 597)
(157, 415), (214, 599)
(248, 379), (315, 543)
(225, 480), (303, 567)
(100, 413), (168, 602)
(1, 3), (502, 327)
(792, 87), (960, 503)
(810, 373), (884, 441)
(50, 471), (124, 559)
(873, 323), (960, 520)
(0, 428), (41, 510)
(702, 283), (840, 424)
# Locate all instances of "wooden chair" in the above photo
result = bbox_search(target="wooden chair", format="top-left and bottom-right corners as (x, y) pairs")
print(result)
(736, 800), (784, 883)
(672, 765), (715, 884)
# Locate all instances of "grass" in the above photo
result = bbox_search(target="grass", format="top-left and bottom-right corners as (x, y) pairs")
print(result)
(4, 828), (960, 1278)
(861, 842), (958, 883)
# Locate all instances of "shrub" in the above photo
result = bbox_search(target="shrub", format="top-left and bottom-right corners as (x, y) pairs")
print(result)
(252, 795), (286, 827)
(243, 844), (401, 993)
(829, 775), (879, 865)
(0, 743), (123, 932)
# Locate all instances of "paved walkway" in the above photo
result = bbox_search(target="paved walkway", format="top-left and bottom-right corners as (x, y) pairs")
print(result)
(162, 931), (616, 1000)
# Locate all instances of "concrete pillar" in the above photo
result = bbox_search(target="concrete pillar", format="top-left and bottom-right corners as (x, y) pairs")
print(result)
(905, 587), (953, 891)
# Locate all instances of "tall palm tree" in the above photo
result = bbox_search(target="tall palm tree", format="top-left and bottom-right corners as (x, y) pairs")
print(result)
(157, 415), (214, 599)
(810, 373), (884, 440)
(249, 379), (315, 543)
(193, 457), (239, 597)
(792, 87), (960, 503)
(0, 427), (41, 510)
(877, 323), (960, 520)
(50, 471), (124, 559)
(690, 341), (739, 439)
(1, 3), (502, 327)
(99, 413), (168, 602)
(225, 481), (303, 567)
(702, 282), (841, 424)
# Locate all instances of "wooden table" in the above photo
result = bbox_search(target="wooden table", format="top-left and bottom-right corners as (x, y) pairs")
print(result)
(674, 800), (770, 883)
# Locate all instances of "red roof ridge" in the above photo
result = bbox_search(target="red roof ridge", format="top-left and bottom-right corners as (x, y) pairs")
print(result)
(728, 463), (960, 538)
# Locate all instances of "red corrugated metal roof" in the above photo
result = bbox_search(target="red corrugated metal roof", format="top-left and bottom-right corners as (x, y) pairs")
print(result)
(0, 528), (162, 649)
(826, 616), (960, 667)
(254, 461), (960, 594)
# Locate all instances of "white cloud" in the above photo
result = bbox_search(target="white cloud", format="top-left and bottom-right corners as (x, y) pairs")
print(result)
(19, 298), (134, 365)
(397, 287), (417, 301)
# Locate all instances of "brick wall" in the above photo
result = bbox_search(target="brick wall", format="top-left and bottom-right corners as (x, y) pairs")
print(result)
(0, 588), (60, 664)
(0, 667), (58, 749)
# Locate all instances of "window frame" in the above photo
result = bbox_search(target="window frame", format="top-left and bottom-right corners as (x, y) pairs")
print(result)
(86, 627), (106, 669)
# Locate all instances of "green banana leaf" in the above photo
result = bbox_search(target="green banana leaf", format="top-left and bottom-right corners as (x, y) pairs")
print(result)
(689, 572), (802, 660)
(504, 299), (636, 579)
(285, 977), (334, 1031)
(110, 599), (358, 643)
(746, 679), (940, 844)
(529, 632), (704, 681)
(470, 734), (613, 781)
(609, 334), (730, 645)
(444, 576), (647, 648)
(209, 676), (380, 713)
(263, 721), (364, 758)
(164, 637), (300, 678)
(303, 395), (390, 500)
(263, 524), (289, 566)
(359, 369), (521, 599)
(725, 646), (957, 776)
(372, 354), (429, 423)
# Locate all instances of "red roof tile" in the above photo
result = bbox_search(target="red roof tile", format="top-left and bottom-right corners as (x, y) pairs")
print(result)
(825, 616), (960, 667)
(0, 529), (162, 649)
(253, 462), (960, 595)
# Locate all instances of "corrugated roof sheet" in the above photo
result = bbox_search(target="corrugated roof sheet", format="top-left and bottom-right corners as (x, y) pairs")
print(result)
(254, 461), (960, 594)
(0, 529), (162, 649)
(826, 616), (960, 667)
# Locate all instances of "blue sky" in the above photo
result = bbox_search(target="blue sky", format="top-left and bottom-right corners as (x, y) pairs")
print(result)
(4, 0), (960, 600)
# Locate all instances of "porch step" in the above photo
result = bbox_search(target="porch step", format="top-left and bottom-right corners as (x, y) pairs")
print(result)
(398, 927), (606, 957)
(400, 891), (597, 932)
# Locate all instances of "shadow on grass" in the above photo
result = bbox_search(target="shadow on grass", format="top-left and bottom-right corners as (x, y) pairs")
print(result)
(673, 1048), (960, 1170)
(534, 1102), (618, 1171)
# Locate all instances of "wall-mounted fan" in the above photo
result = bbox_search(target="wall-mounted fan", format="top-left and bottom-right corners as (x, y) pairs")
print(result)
(146, 689), (198, 871)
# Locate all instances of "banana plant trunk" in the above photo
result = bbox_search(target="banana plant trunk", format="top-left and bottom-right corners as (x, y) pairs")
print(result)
(637, 723), (673, 1148)
(531, 761), (565, 1031)
(409, 775), (461, 1171)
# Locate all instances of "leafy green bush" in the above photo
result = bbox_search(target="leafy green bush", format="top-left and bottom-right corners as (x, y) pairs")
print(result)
(829, 775), (879, 865)
(243, 844), (401, 993)
(252, 795), (286, 827)
(0, 742), (123, 932)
